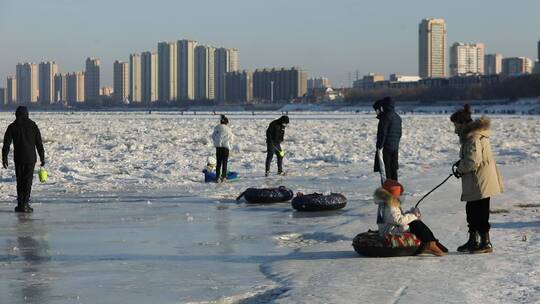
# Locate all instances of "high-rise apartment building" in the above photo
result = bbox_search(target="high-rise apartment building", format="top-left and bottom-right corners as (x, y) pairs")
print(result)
(54, 73), (68, 103)
(16, 63), (39, 104)
(225, 70), (252, 103)
(157, 42), (177, 102)
(141, 51), (158, 103)
(419, 18), (447, 78)
(38, 61), (58, 105)
(502, 57), (533, 76)
(195, 45), (215, 100)
(129, 54), (142, 103)
(66, 72), (85, 105)
(484, 54), (503, 75)
(113, 60), (129, 103)
(449, 43), (484, 76)
(307, 77), (331, 89)
(534, 40), (540, 74)
(7, 76), (16, 104)
(0, 88), (6, 105)
(178, 39), (197, 101)
(538, 39), (540, 61)
(214, 48), (239, 101)
(253, 67), (307, 102)
(85, 58), (100, 102)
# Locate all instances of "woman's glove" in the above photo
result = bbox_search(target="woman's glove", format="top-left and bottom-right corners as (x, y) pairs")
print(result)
(409, 207), (421, 219)
(452, 161), (462, 179)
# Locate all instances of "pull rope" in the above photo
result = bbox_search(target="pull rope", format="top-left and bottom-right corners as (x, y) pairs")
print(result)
(414, 173), (454, 208)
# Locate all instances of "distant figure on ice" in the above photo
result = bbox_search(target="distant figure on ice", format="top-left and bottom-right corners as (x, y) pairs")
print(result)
(451, 105), (503, 253)
(374, 179), (447, 256)
(211, 115), (234, 183)
(202, 157), (238, 183)
(373, 97), (402, 182)
(2, 106), (45, 213)
(265, 115), (289, 176)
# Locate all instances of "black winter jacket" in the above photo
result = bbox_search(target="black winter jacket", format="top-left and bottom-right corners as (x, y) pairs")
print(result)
(2, 107), (45, 164)
(374, 98), (402, 151)
(266, 116), (288, 146)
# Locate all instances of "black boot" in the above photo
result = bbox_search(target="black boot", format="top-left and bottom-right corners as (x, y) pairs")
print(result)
(472, 232), (493, 254)
(14, 202), (33, 213)
(457, 231), (479, 252)
(14, 203), (25, 213)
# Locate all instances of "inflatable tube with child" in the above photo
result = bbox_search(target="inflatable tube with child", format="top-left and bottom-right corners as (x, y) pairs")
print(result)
(236, 186), (294, 204)
(291, 192), (347, 211)
(352, 230), (421, 257)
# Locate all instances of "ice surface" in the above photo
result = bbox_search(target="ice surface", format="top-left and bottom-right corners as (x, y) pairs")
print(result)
(0, 112), (538, 303)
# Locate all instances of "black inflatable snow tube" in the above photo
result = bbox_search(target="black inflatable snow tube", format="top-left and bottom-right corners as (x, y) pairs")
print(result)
(352, 231), (420, 257)
(237, 186), (294, 204)
(291, 193), (347, 211)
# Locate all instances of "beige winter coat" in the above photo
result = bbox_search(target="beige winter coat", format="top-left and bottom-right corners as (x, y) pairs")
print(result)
(374, 188), (418, 235)
(457, 117), (504, 202)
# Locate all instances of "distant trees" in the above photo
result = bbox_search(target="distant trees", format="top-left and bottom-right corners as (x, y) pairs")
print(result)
(345, 74), (540, 102)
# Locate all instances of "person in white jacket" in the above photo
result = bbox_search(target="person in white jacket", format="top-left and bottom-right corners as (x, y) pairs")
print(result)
(374, 179), (447, 256)
(212, 115), (234, 182)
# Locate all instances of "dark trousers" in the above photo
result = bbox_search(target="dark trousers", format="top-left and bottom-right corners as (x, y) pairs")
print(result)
(374, 149), (399, 181)
(265, 143), (283, 173)
(466, 197), (491, 233)
(383, 149), (399, 181)
(408, 220), (437, 243)
(215, 147), (229, 179)
(15, 162), (35, 205)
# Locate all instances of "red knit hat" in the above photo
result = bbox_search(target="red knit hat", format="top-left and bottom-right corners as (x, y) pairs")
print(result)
(383, 179), (404, 198)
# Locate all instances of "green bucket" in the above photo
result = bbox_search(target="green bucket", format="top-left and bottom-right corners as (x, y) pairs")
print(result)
(38, 167), (48, 183)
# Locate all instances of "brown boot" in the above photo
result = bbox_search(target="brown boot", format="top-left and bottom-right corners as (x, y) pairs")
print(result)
(422, 241), (446, 256)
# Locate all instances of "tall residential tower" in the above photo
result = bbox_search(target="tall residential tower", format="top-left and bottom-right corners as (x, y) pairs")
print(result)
(16, 63), (39, 104)
(129, 54), (142, 103)
(38, 61), (58, 105)
(141, 51), (158, 103)
(7, 76), (16, 104)
(195, 45), (215, 100)
(449, 43), (484, 76)
(85, 58), (100, 102)
(419, 18), (447, 78)
(157, 42), (177, 102)
(113, 60), (129, 103)
(214, 48), (239, 101)
(484, 54), (503, 75)
(178, 39), (197, 101)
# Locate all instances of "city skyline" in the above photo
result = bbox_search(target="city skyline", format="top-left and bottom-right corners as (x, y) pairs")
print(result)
(1, 0), (539, 87)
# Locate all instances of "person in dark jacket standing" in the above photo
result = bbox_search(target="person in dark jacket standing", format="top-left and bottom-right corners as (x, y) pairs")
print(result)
(373, 97), (402, 181)
(265, 115), (289, 176)
(2, 106), (45, 213)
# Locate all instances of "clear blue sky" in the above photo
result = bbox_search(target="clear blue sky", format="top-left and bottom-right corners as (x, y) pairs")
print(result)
(1, 0), (539, 87)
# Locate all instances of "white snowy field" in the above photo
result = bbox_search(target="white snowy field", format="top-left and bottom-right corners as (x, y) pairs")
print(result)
(0, 112), (539, 303)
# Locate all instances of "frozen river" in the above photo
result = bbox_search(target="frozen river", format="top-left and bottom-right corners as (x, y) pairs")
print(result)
(0, 112), (539, 303)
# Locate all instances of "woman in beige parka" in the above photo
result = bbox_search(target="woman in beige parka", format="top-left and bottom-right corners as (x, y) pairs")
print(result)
(451, 105), (504, 254)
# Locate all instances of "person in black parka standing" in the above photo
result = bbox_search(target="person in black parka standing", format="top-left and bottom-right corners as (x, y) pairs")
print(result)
(373, 97), (402, 181)
(265, 115), (289, 176)
(2, 106), (45, 213)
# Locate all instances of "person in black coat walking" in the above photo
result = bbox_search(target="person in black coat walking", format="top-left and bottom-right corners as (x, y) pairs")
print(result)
(265, 115), (289, 176)
(373, 97), (402, 181)
(2, 106), (45, 213)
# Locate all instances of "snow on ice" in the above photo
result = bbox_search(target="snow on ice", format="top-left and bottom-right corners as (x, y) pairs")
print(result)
(0, 111), (538, 303)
